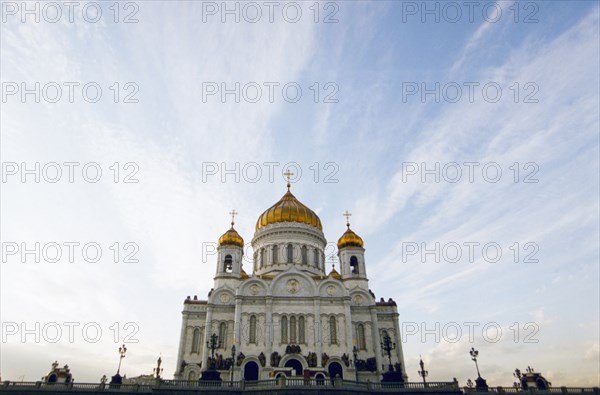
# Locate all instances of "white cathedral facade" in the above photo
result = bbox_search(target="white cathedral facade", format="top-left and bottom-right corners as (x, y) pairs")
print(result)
(174, 183), (407, 383)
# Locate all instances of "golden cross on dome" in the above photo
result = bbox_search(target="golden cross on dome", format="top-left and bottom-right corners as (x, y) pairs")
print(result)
(229, 209), (238, 226)
(283, 169), (294, 190)
(329, 255), (336, 269)
(343, 210), (352, 228)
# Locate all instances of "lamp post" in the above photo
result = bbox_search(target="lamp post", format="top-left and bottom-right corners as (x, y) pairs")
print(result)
(207, 333), (219, 369)
(469, 348), (480, 377)
(352, 346), (358, 381)
(199, 334), (223, 382)
(380, 333), (396, 371)
(117, 344), (127, 375)
(230, 345), (236, 383)
(153, 356), (163, 380)
(469, 347), (488, 391)
(110, 344), (127, 386)
(418, 357), (428, 386)
(513, 368), (522, 389)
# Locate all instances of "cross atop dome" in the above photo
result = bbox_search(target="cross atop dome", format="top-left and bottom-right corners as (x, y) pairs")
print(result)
(343, 210), (352, 228)
(229, 209), (238, 227)
(283, 169), (294, 190)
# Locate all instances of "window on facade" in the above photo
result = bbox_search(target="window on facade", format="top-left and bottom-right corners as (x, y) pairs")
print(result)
(281, 316), (288, 343)
(287, 244), (293, 263)
(314, 249), (319, 267)
(187, 371), (196, 381)
(290, 316), (297, 343)
(357, 323), (366, 350)
(272, 245), (278, 264)
(329, 316), (337, 344)
(191, 328), (200, 353)
(224, 255), (233, 273)
(219, 322), (227, 349)
(301, 246), (307, 264)
(260, 249), (265, 268)
(249, 315), (257, 344)
(299, 316), (305, 344)
(350, 256), (359, 274)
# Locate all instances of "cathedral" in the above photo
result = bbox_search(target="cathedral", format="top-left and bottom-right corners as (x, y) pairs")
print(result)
(174, 181), (407, 383)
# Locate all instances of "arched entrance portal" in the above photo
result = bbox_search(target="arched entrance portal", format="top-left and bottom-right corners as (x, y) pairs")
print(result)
(244, 361), (259, 381)
(284, 359), (303, 376)
(328, 362), (343, 379)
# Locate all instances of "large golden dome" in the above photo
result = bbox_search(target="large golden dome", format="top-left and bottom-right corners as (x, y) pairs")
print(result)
(218, 225), (244, 248)
(255, 187), (322, 231)
(337, 226), (364, 249)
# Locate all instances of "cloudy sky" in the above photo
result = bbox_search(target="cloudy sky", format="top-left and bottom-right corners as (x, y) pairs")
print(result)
(1, 0), (598, 387)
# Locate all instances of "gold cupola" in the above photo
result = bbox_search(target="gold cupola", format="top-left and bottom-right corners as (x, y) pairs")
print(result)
(328, 262), (342, 280)
(337, 211), (364, 249)
(218, 210), (244, 248)
(255, 180), (322, 231)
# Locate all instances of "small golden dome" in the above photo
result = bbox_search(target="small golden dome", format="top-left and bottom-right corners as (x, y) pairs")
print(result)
(328, 265), (342, 280)
(240, 268), (249, 279)
(337, 226), (364, 249)
(255, 187), (322, 231)
(218, 225), (244, 248)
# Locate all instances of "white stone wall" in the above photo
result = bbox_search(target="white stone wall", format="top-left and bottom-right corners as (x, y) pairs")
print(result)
(174, 221), (407, 382)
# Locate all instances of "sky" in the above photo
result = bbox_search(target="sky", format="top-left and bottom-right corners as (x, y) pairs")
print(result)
(1, 0), (599, 387)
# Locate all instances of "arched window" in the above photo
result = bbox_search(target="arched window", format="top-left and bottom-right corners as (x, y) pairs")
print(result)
(298, 316), (305, 344)
(350, 256), (359, 274)
(224, 255), (233, 273)
(191, 328), (200, 353)
(249, 315), (257, 344)
(260, 248), (265, 268)
(301, 246), (307, 264)
(281, 316), (288, 343)
(314, 249), (319, 267)
(329, 316), (337, 344)
(357, 323), (366, 350)
(290, 316), (297, 343)
(287, 244), (293, 263)
(219, 322), (227, 349)
(187, 371), (196, 381)
(272, 245), (278, 264)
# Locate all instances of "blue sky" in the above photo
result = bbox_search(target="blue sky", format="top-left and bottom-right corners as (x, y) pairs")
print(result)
(1, 0), (599, 386)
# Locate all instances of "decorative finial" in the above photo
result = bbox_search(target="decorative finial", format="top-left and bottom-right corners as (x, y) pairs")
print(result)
(229, 209), (238, 227)
(329, 255), (336, 270)
(283, 169), (294, 191)
(343, 211), (352, 228)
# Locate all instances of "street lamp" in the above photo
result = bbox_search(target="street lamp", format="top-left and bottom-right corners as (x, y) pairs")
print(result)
(109, 344), (127, 386)
(230, 345), (236, 383)
(153, 356), (163, 380)
(418, 356), (428, 386)
(468, 347), (488, 391)
(117, 344), (127, 375)
(206, 333), (219, 369)
(380, 333), (396, 371)
(469, 347), (481, 377)
(353, 346), (359, 381)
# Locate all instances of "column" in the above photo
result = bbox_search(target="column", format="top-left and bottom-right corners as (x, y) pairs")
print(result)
(265, 298), (273, 360)
(343, 299), (354, 355)
(313, 298), (322, 366)
(234, 297), (242, 347)
(174, 310), (189, 379)
(344, 299), (356, 379)
(201, 306), (214, 371)
(392, 312), (408, 380)
(370, 307), (383, 376)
